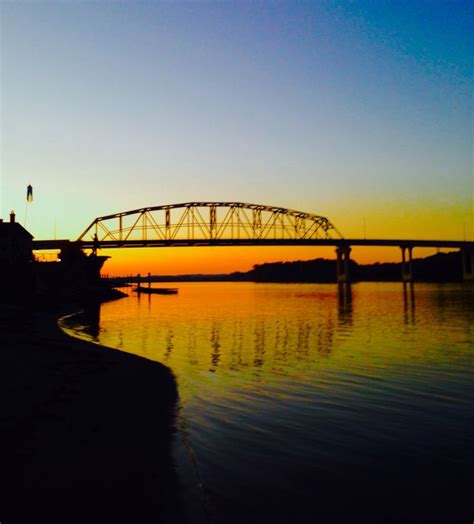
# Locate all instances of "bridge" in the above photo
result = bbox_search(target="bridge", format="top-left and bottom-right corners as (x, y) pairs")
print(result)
(32, 202), (474, 282)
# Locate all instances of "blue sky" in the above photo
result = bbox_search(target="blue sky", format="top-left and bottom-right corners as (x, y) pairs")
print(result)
(1, 1), (472, 246)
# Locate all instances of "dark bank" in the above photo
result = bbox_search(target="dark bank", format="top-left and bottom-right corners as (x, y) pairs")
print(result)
(0, 302), (186, 524)
(0, 216), (185, 523)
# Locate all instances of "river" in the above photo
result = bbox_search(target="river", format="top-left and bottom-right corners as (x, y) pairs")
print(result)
(61, 282), (473, 523)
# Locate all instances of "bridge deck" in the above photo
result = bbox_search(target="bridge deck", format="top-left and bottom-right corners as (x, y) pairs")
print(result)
(33, 238), (473, 251)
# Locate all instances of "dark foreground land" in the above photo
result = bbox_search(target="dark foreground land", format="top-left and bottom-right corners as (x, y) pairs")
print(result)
(0, 302), (185, 524)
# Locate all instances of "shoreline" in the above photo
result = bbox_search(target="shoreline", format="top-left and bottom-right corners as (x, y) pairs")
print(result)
(0, 300), (186, 524)
(59, 305), (209, 524)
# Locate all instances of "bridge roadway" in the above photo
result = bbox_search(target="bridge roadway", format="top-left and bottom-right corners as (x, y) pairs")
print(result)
(32, 238), (473, 250)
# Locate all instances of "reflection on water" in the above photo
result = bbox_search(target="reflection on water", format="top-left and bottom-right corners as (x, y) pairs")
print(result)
(62, 282), (474, 522)
(403, 282), (416, 325)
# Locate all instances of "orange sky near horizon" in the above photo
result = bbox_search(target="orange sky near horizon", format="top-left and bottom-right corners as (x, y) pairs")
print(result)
(91, 198), (471, 276)
(30, 196), (470, 276)
(96, 245), (450, 277)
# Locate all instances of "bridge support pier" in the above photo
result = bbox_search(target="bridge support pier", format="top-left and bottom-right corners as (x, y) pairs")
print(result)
(462, 247), (474, 281)
(401, 246), (413, 282)
(336, 246), (352, 283)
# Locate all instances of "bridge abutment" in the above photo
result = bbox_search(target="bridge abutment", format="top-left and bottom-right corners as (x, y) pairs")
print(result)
(336, 246), (352, 283)
(462, 247), (474, 281)
(401, 246), (414, 282)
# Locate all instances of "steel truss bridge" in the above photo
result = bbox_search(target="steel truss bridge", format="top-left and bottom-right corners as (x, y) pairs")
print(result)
(31, 202), (474, 282)
(76, 202), (344, 247)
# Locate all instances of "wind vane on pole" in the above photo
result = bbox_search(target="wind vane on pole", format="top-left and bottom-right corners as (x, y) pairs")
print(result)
(24, 184), (33, 227)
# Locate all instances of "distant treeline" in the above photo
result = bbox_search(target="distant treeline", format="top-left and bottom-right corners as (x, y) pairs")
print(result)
(110, 251), (465, 284)
(229, 251), (463, 283)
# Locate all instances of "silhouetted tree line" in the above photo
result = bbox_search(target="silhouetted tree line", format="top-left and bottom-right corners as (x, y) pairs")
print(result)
(231, 251), (463, 283)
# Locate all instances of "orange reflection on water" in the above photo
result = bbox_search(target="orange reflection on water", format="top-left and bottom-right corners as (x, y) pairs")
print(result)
(61, 282), (474, 523)
(63, 282), (473, 403)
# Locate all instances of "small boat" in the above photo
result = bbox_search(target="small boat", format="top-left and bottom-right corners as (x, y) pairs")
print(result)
(134, 286), (178, 295)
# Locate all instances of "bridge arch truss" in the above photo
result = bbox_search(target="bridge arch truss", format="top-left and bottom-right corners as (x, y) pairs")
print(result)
(78, 202), (343, 246)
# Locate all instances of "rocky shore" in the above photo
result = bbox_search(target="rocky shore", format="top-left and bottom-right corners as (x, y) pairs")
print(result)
(0, 300), (185, 524)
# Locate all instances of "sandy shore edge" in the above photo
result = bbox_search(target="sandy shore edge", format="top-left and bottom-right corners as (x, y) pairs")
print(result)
(0, 302), (186, 524)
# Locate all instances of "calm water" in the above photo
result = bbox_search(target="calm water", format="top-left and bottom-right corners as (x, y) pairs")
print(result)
(62, 282), (473, 523)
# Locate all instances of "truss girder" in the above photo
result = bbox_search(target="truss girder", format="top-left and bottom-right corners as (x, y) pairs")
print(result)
(78, 202), (343, 244)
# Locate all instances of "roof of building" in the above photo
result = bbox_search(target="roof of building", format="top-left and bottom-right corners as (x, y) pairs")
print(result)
(0, 221), (34, 239)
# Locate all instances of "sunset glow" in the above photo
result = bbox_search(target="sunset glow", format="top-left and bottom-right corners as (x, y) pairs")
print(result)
(1, 1), (471, 274)
(1, 3), (473, 522)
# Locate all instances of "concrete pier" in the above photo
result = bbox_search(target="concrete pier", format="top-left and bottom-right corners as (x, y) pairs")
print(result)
(462, 247), (473, 281)
(336, 246), (352, 283)
(401, 246), (414, 282)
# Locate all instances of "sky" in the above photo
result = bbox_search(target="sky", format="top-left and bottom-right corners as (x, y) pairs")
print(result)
(1, 1), (472, 274)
